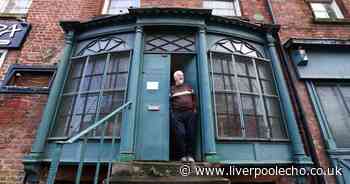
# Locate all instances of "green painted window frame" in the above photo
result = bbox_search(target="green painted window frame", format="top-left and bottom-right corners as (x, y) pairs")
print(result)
(308, 80), (350, 150)
(208, 38), (288, 141)
(48, 37), (133, 140)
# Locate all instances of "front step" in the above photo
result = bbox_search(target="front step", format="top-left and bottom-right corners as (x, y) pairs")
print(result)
(109, 161), (230, 184)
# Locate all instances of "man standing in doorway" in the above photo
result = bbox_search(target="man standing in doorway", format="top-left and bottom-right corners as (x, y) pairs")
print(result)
(171, 70), (197, 162)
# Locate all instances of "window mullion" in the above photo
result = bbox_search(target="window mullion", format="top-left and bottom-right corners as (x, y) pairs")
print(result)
(336, 84), (350, 115)
(123, 50), (133, 103)
(209, 52), (221, 138)
(252, 58), (271, 139)
(92, 53), (111, 136)
(232, 54), (246, 138)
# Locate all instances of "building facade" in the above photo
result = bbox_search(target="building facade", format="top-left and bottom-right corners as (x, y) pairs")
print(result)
(0, 0), (349, 184)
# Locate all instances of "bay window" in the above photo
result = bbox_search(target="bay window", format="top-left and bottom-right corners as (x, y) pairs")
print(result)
(51, 36), (131, 138)
(209, 38), (287, 140)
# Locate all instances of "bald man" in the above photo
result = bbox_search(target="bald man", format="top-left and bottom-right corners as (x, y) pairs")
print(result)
(170, 70), (197, 162)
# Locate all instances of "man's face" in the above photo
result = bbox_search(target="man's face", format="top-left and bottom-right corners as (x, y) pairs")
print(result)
(174, 72), (184, 85)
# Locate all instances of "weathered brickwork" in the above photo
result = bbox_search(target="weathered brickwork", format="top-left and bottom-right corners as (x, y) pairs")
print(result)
(0, 0), (349, 183)
(0, 0), (105, 80)
(0, 94), (48, 184)
(269, 0), (350, 42)
(270, 0), (350, 183)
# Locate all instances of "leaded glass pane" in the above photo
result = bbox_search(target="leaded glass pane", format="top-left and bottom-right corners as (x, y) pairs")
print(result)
(211, 38), (264, 58)
(144, 32), (195, 53)
(76, 37), (129, 56)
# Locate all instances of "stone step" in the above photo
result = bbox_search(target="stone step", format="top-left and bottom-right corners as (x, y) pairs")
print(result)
(109, 161), (230, 184)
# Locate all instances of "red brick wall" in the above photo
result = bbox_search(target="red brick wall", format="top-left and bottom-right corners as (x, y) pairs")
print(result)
(240, 0), (273, 23)
(269, 0), (350, 183)
(0, 93), (48, 184)
(269, 0), (350, 42)
(0, 0), (105, 80)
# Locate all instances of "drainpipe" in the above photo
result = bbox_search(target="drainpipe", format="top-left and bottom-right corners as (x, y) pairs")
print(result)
(265, 1), (322, 183)
(266, 0), (277, 24)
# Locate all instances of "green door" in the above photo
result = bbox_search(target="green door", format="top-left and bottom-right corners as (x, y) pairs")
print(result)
(136, 54), (171, 160)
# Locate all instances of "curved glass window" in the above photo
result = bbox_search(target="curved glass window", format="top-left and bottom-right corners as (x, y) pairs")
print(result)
(209, 37), (287, 140)
(51, 36), (132, 137)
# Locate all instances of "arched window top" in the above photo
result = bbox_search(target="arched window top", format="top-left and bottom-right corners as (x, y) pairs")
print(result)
(76, 36), (130, 56)
(210, 38), (264, 58)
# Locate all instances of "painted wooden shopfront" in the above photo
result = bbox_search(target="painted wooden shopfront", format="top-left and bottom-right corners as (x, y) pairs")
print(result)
(24, 8), (313, 182)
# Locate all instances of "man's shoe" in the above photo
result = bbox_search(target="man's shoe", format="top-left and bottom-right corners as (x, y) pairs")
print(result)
(180, 157), (188, 162)
(187, 156), (195, 162)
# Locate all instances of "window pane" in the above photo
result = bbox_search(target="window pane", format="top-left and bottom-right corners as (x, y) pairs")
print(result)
(105, 52), (130, 90)
(82, 55), (107, 92)
(314, 11), (330, 18)
(235, 56), (256, 77)
(64, 58), (85, 93)
(340, 85), (350, 110)
(310, 1), (343, 19)
(215, 93), (241, 137)
(316, 85), (350, 148)
(203, 0), (239, 16)
(3, 0), (31, 14)
(51, 116), (71, 137)
(107, 0), (132, 14)
(264, 97), (281, 117)
(311, 3), (327, 11)
(269, 116), (287, 139)
(95, 91), (124, 136)
(330, 0), (344, 18)
(238, 77), (259, 93)
(217, 113), (241, 137)
(241, 94), (269, 138)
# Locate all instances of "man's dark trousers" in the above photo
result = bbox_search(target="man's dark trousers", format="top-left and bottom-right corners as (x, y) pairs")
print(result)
(172, 111), (197, 160)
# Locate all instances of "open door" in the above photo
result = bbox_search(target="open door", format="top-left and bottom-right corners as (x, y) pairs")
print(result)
(170, 54), (202, 161)
(136, 54), (171, 160)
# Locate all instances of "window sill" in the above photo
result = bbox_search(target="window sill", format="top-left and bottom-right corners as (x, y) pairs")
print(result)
(0, 86), (50, 94)
(313, 18), (350, 24)
(0, 13), (27, 19)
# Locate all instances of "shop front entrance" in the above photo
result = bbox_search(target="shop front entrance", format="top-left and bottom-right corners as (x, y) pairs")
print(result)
(136, 53), (200, 161)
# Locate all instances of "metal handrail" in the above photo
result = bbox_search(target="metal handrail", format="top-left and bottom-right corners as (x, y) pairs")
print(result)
(46, 101), (132, 184)
(60, 101), (132, 144)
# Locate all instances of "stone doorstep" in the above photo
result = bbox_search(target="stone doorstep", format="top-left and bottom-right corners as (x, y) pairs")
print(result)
(110, 161), (229, 183)
(111, 161), (222, 177)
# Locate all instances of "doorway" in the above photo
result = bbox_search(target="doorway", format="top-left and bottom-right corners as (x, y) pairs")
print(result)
(136, 54), (201, 161)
